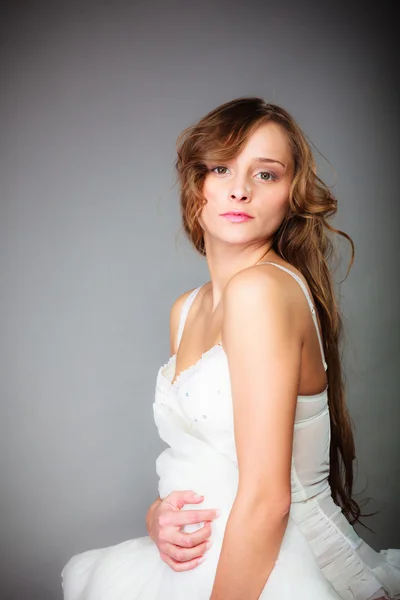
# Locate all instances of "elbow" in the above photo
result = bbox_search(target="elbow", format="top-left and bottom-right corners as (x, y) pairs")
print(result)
(262, 496), (291, 521)
(235, 488), (291, 521)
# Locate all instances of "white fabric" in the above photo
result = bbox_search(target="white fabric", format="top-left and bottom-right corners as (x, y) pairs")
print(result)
(62, 263), (400, 599)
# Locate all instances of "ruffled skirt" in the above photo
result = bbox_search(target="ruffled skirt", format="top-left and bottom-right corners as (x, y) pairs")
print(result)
(62, 514), (341, 599)
(290, 491), (400, 600)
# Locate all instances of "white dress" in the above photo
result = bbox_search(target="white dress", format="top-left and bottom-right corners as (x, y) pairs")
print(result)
(61, 262), (400, 600)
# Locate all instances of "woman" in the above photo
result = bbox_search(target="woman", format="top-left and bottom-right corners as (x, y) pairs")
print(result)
(62, 98), (400, 599)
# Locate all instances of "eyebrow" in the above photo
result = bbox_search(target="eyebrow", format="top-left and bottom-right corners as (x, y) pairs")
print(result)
(253, 157), (287, 168)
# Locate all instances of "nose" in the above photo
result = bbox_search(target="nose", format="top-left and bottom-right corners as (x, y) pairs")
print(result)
(229, 184), (252, 203)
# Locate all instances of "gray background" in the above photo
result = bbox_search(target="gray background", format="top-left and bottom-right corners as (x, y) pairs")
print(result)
(0, 1), (399, 598)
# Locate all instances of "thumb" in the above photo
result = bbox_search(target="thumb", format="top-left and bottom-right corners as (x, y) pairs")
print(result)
(183, 490), (204, 504)
(166, 490), (204, 509)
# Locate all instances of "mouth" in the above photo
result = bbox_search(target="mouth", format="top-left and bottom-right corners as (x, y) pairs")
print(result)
(220, 211), (254, 222)
(221, 211), (253, 217)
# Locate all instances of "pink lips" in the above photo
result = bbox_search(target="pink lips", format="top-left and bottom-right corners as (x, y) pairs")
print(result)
(221, 212), (254, 223)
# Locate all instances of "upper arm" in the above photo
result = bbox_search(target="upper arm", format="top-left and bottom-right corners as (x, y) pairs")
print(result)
(222, 268), (302, 508)
(169, 288), (196, 356)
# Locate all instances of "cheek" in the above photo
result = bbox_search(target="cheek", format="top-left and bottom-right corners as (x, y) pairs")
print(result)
(203, 171), (229, 199)
(198, 202), (212, 231)
(278, 193), (290, 215)
(199, 181), (220, 224)
(202, 178), (219, 204)
(258, 188), (290, 229)
(268, 185), (290, 211)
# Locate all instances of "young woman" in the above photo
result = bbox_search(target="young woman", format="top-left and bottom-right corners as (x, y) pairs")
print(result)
(62, 98), (400, 599)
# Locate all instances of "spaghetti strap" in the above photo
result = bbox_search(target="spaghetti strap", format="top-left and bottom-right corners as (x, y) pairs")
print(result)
(176, 286), (203, 350)
(257, 262), (328, 371)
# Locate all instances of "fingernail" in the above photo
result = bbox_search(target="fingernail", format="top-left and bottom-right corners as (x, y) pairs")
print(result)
(198, 555), (206, 564)
(205, 541), (212, 551)
(193, 493), (203, 499)
(215, 510), (221, 517)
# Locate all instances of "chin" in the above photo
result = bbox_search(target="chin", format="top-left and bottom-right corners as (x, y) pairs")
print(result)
(217, 233), (259, 247)
(204, 223), (267, 248)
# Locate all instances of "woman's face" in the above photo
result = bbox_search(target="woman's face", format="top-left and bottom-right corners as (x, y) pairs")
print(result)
(199, 121), (295, 249)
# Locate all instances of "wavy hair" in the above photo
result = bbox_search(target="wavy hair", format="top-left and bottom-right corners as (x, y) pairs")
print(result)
(174, 97), (368, 525)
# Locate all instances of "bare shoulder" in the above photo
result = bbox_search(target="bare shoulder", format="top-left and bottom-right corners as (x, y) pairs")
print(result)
(224, 261), (308, 306)
(169, 287), (198, 356)
(222, 262), (305, 345)
(224, 262), (297, 310)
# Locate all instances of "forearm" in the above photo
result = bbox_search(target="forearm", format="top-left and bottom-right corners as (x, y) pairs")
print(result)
(146, 496), (161, 540)
(210, 496), (290, 600)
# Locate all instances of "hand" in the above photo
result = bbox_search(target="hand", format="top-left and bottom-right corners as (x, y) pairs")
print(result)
(147, 490), (219, 572)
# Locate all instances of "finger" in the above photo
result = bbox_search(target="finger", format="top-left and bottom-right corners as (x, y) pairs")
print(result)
(160, 552), (205, 572)
(177, 522), (213, 548)
(158, 521), (212, 550)
(162, 540), (210, 563)
(166, 509), (219, 527)
(161, 521), (211, 549)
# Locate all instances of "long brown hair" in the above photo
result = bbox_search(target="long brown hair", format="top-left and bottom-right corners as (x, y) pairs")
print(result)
(174, 97), (365, 525)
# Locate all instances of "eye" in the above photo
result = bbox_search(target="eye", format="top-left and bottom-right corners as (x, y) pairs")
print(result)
(257, 171), (277, 182)
(210, 166), (230, 175)
(208, 166), (277, 181)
